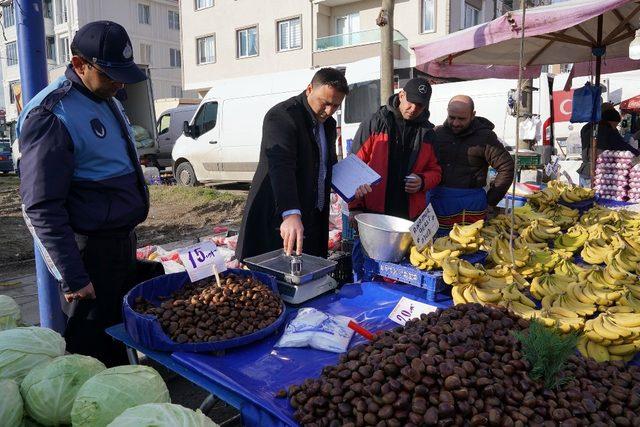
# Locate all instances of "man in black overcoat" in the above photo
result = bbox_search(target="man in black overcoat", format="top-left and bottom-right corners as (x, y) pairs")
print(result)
(237, 68), (364, 260)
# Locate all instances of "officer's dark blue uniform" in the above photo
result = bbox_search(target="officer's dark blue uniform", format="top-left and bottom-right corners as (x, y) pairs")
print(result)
(18, 21), (149, 366)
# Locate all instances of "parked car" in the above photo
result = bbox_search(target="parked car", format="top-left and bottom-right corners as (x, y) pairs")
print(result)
(0, 139), (13, 174)
(11, 139), (20, 174)
(155, 105), (197, 169)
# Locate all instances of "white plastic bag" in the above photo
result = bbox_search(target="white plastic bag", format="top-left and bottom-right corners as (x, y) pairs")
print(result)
(275, 308), (355, 353)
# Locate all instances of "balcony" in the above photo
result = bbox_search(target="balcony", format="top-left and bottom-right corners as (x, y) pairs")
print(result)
(315, 29), (407, 52)
(313, 29), (408, 67)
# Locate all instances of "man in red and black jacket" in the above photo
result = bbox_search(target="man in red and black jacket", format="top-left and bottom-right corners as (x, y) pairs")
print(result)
(348, 77), (442, 221)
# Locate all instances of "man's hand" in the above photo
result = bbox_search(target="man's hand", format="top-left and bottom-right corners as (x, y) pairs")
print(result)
(64, 282), (96, 303)
(354, 183), (372, 199)
(281, 214), (304, 256)
(404, 174), (422, 193)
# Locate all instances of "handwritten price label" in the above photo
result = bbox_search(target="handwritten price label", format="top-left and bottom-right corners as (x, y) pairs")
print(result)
(178, 241), (227, 282)
(388, 297), (438, 326)
(409, 203), (439, 251)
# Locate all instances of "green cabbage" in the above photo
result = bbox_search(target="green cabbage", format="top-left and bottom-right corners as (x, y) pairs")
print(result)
(0, 379), (23, 427)
(0, 327), (65, 383)
(107, 403), (219, 427)
(0, 295), (21, 331)
(71, 365), (170, 427)
(20, 354), (106, 426)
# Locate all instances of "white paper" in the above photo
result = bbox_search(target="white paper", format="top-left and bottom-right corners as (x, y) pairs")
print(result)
(331, 154), (381, 202)
(389, 297), (438, 326)
(409, 204), (439, 251)
(177, 241), (227, 282)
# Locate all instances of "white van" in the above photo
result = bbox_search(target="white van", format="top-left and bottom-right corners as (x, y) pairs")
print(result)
(172, 68), (319, 185)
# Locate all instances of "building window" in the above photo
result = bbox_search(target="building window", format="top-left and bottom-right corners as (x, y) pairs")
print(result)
(170, 48), (181, 67)
(195, 0), (213, 10)
(140, 43), (152, 64)
(278, 17), (301, 51)
(46, 37), (56, 61)
(55, 0), (68, 24)
(197, 35), (215, 64)
(464, 3), (480, 28)
(421, 0), (435, 32)
(168, 10), (180, 30)
(171, 86), (183, 98)
(59, 36), (69, 63)
(236, 26), (258, 58)
(138, 4), (151, 25)
(6, 42), (17, 66)
(43, 0), (53, 19)
(2, 4), (15, 28)
(336, 13), (359, 35)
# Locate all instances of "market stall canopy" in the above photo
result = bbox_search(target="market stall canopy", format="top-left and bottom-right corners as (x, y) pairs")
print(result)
(621, 94), (640, 111)
(413, 0), (640, 79)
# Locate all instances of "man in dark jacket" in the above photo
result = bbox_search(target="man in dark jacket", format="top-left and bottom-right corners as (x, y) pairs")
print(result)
(433, 95), (514, 229)
(236, 68), (357, 260)
(348, 77), (442, 221)
(18, 22), (149, 366)
(578, 107), (640, 186)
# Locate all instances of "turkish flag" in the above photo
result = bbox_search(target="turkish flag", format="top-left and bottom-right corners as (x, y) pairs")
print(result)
(553, 89), (574, 123)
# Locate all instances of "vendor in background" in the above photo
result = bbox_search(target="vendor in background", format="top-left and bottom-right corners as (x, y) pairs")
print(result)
(18, 21), (149, 366)
(348, 77), (442, 221)
(236, 68), (371, 260)
(578, 106), (640, 187)
(432, 95), (514, 229)
(347, 77), (441, 280)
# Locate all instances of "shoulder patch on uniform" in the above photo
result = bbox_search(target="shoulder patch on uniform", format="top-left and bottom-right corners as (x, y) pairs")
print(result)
(90, 119), (107, 138)
(39, 81), (73, 111)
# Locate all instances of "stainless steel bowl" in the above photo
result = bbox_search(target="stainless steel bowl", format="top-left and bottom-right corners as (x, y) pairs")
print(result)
(355, 213), (414, 262)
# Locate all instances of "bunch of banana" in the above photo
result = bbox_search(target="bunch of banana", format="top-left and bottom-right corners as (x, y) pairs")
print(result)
(518, 249), (561, 277)
(620, 232), (640, 253)
(558, 183), (595, 203)
(451, 282), (504, 306)
(488, 234), (530, 267)
(409, 246), (437, 270)
(498, 300), (556, 326)
(553, 224), (588, 252)
(485, 265), (529, 289)
(604, 245), (640, 273)
(432, 236), (463, 254)
(567, 282), (622, 308)
(449, 220), (484, 253)
(441, 257), (486, 285)
(580, 239), (610, 265)
(499, 283), (537, 308)
(553, 257), (587, 279)
(514, 237), (547, 252)
(584, 223), (620, 244)
(541, 306), (585, 333)
(530, 273), (577, 300)
(541, 204), (579, 229)
(623, 282), (640, 299)
(527, 187), (561, 210)
(617, 289), (640, 312)
(519, 219), (561, 243)
(479, 224), (503, 243)
(540, 289), (597, 317)
(579, 206), (622, 228)
(580, 311), (640, 362)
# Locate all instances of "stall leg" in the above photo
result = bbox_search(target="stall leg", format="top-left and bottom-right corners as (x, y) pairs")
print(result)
(198, 394), (220, 413)
(125, 347), (140, 365)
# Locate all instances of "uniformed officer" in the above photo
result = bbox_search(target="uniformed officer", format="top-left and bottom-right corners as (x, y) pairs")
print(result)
(19, 21), (149, 366)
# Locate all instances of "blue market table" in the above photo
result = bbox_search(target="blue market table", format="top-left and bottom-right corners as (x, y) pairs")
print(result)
(107, 281), (453, 427)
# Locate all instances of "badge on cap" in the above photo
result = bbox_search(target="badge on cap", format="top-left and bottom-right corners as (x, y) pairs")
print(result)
(123, 43), (133, 59)
(91, 119), (107, 139)
(418, 84), (428, 94)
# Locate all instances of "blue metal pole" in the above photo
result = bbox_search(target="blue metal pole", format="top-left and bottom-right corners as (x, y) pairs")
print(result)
(15, 0), (66, 332)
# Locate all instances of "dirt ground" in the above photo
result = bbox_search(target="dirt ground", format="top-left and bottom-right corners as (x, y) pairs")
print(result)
(0, 174), (247, 280)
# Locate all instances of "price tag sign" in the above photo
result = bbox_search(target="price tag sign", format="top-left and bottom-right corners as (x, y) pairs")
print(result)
(409, 203), (439, 251)
(177, 241), (227, 282)
(388, 297), (438, 326)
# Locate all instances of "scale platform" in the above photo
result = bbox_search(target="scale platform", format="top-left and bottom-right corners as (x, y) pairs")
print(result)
(244, 249), (338, 304)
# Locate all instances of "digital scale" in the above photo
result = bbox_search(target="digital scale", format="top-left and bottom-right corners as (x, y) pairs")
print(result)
(244, 249), (338, 304)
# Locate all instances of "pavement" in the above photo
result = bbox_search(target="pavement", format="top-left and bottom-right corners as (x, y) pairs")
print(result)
(1, 267), (243, 426)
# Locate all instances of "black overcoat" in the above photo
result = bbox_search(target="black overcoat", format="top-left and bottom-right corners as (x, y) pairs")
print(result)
(236, 92), (337, 261)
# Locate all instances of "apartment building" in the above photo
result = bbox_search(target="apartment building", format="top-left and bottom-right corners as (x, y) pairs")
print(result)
(181, 0), (501, 96)
(1, 0), (183, 128)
